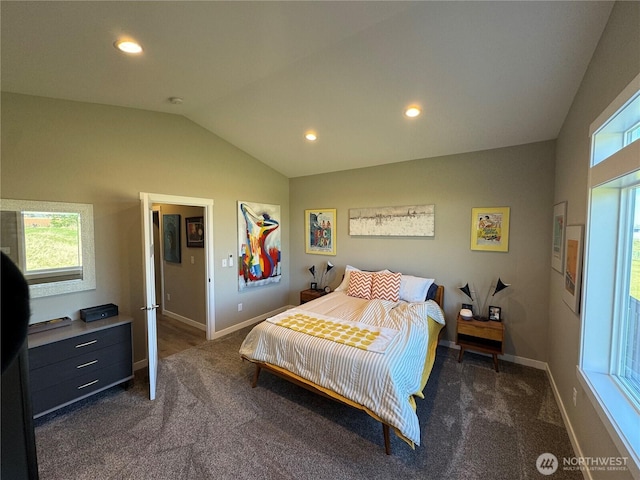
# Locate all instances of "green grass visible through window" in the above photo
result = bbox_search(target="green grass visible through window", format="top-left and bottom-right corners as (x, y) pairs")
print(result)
(24, 213), (80, 271)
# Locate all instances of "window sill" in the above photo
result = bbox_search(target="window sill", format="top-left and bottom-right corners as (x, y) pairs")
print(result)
(577, 367), (640, 478)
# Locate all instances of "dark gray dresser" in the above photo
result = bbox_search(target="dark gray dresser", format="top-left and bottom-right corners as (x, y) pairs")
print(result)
(27, 315), (133, 418)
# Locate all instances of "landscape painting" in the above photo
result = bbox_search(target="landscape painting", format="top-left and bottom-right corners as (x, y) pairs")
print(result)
(348, 204), (435, 237)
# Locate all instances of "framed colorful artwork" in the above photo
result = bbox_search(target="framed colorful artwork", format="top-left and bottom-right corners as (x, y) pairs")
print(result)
(305, 209), (336, 255)
(185, 216), (204, 248)
(551, 201), (567, 273)
(562, 225), (584, 314)
(470, 207), (510, 252)
(163, 214), (181, 263)
(237, 201), (281, 290)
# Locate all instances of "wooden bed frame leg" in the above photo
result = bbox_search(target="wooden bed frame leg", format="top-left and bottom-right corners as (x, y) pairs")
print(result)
(251, 364), (261, 388)
(382, 423), (391, 455)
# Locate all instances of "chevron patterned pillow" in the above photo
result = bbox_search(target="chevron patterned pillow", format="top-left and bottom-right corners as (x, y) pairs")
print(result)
(347, 270), (373, 299)
(371, 272), (402, 301)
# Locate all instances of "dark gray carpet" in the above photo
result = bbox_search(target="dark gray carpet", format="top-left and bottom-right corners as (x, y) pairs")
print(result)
(34, 327), (580, 479)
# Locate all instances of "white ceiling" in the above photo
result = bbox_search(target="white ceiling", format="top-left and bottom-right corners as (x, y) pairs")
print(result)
(1, 1), (613, 178)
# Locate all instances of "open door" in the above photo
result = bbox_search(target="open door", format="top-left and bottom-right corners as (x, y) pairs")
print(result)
(140, 193), (159, 400)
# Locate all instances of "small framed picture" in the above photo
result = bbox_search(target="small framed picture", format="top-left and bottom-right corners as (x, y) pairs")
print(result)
(185, 216), (204, 248)
(462, 303), (473, 313)
(310, 282), (318, 290)
(488, 305), (501, 322)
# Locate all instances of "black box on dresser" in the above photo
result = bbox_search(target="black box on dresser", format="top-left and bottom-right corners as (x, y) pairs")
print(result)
(79, 303), (119, 322)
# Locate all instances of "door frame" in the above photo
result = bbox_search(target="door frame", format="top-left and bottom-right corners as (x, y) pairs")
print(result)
(141, 192), (216, 339)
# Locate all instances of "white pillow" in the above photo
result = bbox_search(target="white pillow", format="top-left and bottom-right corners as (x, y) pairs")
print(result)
(335, 265), (360, 292)
(399, 275), (435, 302)
(334, 265), (392, 292)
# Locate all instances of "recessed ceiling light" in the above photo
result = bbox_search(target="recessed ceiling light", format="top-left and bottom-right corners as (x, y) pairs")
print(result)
(114, 39), (143, 55)
(305, 131), (317, 141)
(404, 106), (421, 118)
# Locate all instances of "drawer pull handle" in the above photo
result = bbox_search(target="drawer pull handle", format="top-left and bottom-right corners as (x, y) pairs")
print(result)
(76, 360), (98, 369)
(75, 340), (97, 348)
(77, 380), (99, 390)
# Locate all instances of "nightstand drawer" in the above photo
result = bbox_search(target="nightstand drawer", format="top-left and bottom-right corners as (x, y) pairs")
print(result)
(457, 321), (503, 341)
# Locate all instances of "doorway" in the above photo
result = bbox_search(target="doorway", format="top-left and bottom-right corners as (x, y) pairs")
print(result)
(152, 207), (207, 358)
(140, 192), (215, 400)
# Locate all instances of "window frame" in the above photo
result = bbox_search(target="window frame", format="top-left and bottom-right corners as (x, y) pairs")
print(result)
(0, 199), (96, 298)
(579, 71), (640, 477)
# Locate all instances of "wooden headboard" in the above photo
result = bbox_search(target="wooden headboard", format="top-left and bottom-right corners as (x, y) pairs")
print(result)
(433, 284), (444, 308)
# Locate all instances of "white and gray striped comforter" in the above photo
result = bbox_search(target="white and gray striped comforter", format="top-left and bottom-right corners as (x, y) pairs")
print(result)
(239, 291), (445, 446)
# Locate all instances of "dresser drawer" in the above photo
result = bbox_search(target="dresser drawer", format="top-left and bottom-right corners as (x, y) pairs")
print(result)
(29, 340), (132, 393)
(29, 323), (130, 370)
(31, 361), (132, 417)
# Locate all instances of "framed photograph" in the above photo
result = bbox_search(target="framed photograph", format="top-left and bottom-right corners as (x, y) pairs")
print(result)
(562, 225), (584, 314)
(185, 216), (204, 248)
(305, 209), (336, 255)
(488, 305), (502, 322)
(163, 214), (181, 263)
(471, 206), (510, 252)
(310, 282), (318, 290)
(551, 201), (567, 273)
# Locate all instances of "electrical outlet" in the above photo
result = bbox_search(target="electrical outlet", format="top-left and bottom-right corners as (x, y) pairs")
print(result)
(572, 387), (577, 407)
(238, 303), (243, 312)
(222, 258), (227, 268)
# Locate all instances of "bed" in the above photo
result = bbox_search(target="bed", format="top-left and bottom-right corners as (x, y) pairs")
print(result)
(239, 268), (446, 454)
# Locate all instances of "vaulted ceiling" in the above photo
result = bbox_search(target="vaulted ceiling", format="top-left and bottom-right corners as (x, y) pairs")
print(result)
(1, 1), (613, 177)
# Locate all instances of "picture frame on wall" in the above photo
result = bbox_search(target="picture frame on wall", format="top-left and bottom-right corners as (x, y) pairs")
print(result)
(238, 201), (282, 290)
(163, 214), (181, 263)
(470, 206), (510, 252)
(488, 305), (501, 322)
(185, 216), (204, 248)
(551, 201), (567, 273)
(305, 208), (337, 255)
(562, 225), (584, 314)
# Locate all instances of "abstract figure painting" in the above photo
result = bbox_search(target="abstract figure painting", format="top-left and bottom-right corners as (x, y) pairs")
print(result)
(238, 201), (281, 290)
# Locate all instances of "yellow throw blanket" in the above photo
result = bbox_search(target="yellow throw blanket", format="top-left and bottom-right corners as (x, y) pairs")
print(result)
(266, 309), (399, 353)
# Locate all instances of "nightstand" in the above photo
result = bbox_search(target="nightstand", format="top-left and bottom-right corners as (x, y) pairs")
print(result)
(300, 289), (328, 304)
(456, 315), (505, 372)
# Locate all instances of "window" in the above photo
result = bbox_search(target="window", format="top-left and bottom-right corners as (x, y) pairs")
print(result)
(0, 199), (96, 298)
(618, 187), (640, 403)
(21, 211), (83, 284)
(580, 72), (640, 476)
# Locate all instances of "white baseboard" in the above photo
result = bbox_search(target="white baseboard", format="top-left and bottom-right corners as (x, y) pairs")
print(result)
(134, 359), (148, 371)
(546, 366), (589, 480)
(161, 310), (206, 331)
(438, 339), (547, 370)
(134, 306), (293, 371)
(209, 305), (294, 340)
